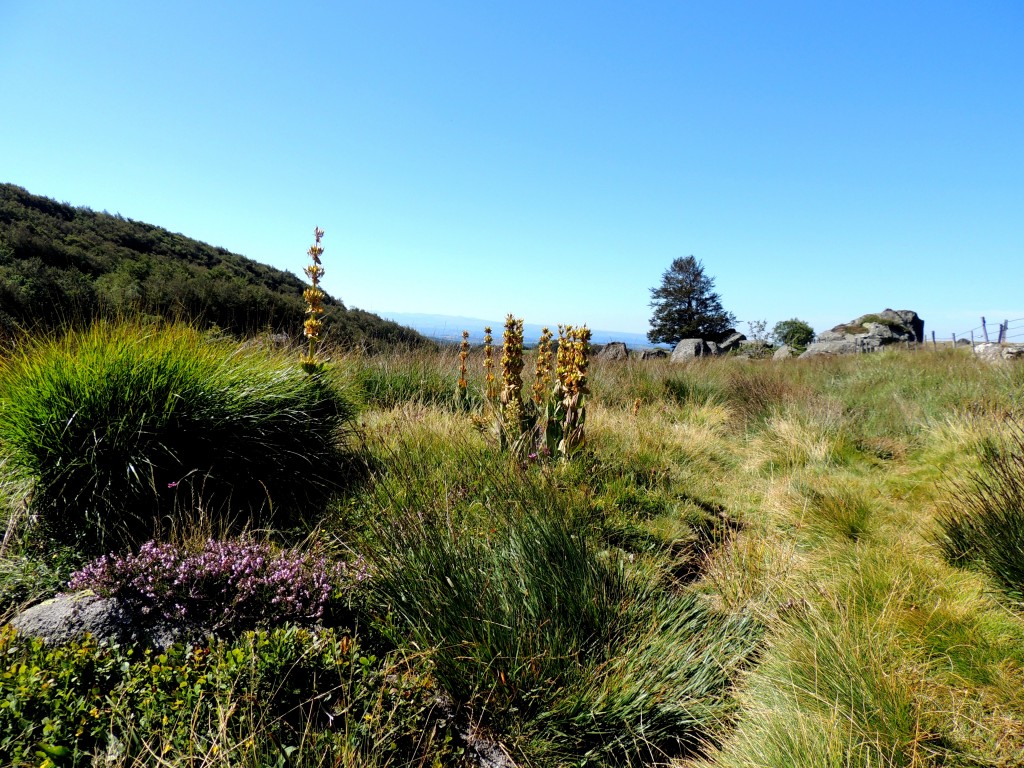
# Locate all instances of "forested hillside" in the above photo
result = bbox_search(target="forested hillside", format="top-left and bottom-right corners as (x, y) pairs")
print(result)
(0, 183), (426, 348)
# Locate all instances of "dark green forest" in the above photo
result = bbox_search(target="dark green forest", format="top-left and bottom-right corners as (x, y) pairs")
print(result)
(0, 183), (426, 349)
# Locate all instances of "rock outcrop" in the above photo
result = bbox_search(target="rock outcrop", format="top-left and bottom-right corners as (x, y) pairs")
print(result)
(800, 309), (923, 358)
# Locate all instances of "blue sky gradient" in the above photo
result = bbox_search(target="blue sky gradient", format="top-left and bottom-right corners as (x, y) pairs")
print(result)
(2, 1), (1021, 339)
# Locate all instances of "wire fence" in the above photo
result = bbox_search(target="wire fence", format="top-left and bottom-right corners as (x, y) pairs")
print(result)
(937, 316), (1024, 347)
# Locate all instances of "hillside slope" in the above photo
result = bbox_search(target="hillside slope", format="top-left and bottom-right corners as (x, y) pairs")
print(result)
(0, 183), (426, 349)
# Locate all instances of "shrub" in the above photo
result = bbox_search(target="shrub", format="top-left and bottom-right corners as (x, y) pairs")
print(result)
(772, 318), (815, 349)
(67, 538), (368, 631)
(0, 321), (360, 553)
(0, 624), (454, 767)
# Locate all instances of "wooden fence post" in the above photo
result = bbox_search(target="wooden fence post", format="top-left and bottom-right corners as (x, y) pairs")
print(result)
(931, 331), (936, 349)
(982, 317), (989, 342)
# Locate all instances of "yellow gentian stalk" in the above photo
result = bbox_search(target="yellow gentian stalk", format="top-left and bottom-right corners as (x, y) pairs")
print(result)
(302, 227), (326, 371)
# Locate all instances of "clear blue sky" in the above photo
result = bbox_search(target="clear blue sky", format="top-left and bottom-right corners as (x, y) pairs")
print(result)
(2, 1), (1021, 339)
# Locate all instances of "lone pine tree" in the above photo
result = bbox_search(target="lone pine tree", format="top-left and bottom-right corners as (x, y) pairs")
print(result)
(647, 256), (736, 345)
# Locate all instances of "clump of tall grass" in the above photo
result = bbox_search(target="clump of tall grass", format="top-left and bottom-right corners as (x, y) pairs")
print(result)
(355, 438), (761, 763)
(0, 321), (359, 553)
(366, 490), (629, 723)
(664, 374), (725, 408)
(799, 485), (875, 544)
(357, 347), (473, 410)
(538, 592), (761, 765)
(936, 423), (1024, 602)
(723, 364), (807, 424)
(703, 593), (939, 768)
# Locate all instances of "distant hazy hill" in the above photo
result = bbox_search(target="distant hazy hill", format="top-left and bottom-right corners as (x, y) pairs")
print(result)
(0, 183), (427, 349)
(380, 311), (667, 349)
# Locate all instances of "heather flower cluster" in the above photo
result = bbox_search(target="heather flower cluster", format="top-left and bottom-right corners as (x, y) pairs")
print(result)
(68, 539), (368, 630)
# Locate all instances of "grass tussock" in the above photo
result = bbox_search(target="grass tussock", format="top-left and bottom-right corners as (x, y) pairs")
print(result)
(0, 321), (360, 553)
(936, 422), (1024, 603)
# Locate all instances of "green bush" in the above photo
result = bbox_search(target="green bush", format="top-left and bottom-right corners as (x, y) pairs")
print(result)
(771, 318), (815, 350)
(0, 625), (454, 767)
(0, 321), (360, 553)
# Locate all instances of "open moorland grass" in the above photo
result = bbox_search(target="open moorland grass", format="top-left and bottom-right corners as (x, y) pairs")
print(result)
(1, 326), (1024, 767)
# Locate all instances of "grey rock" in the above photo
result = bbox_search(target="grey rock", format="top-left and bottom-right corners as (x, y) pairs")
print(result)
(596, 341), (629, 361)
(716, 331), (747, 353)
(639, 348), (668, 360)
(887, 309), (925, 342)
(430, 693), (516, 768)
(975, 343), (1024, 364)
(9, 591), (182, 649)
(705, 341), (720, 356)
(670, 339), (707, 362)
(773, 344), (799, 360)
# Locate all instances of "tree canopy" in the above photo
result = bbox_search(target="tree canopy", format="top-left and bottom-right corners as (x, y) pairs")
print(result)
(647, 256), (735, 345)
(772, 318), (815, 349)
(0, 183), (427, 349)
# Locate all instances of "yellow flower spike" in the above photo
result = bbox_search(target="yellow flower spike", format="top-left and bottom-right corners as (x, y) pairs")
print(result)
(532, 327), (553, 405)
(499, 315), (526, 450)
(301, 227), (327, 370)
(483, 326), (497, 402)
(458, 330), (469, 390)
